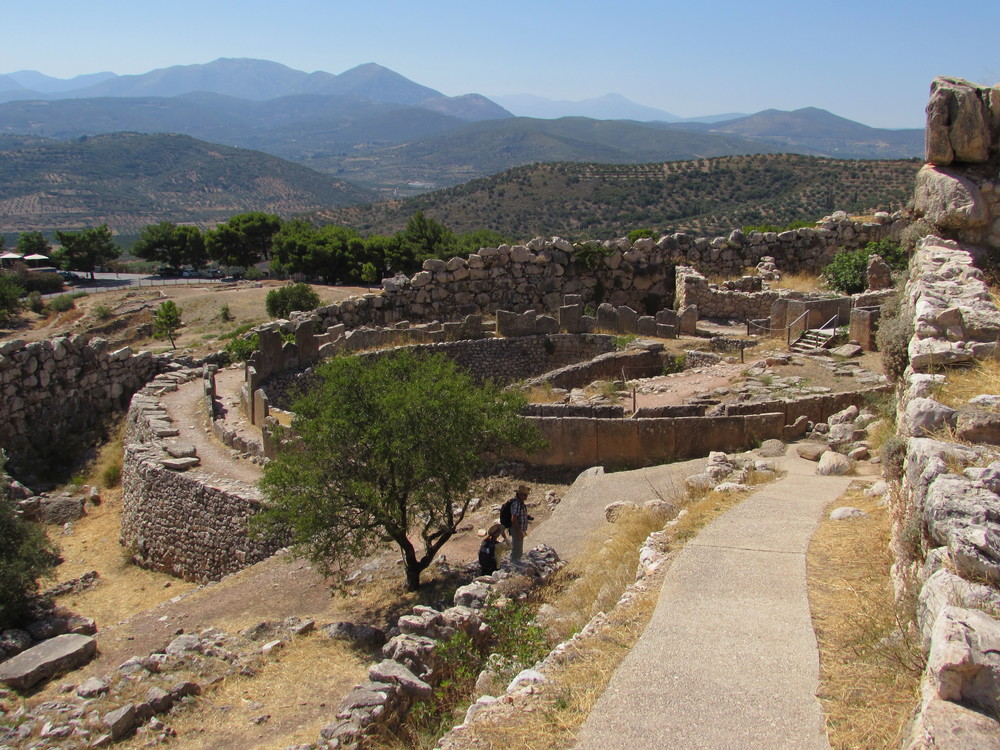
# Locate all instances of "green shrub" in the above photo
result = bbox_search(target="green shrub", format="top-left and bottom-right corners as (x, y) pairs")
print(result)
(93, 304), (112, 321)
(742, 219), (815, 234)
(0, 451), (59, 629)
(219, 303), (233, 322)
(27, 291), (44, 314)
(48, 294), (76, 313)
(101, 461), (122, 489)
(613, 334), (637, 350)
(663, 353), (687, 374)
(153, 300), (183, 349)
(244, 266), (264, 281)
(876, 292), (912, 383)
(265, 283), (321, 318)
(226, 333), (260, 362)
(823, 240), (908, 295)
(627, 228), (656, 242)
(13, 271), (64, 295)
(0, 276), (25, 321)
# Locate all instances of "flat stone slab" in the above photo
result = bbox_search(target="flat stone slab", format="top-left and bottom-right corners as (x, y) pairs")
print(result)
(161, 457), (200, 471)
(0, 634), (97, 691)
(164, 442), (198, 459)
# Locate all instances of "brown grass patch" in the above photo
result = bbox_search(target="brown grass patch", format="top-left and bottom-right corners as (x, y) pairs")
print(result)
(448, 479), (772, 749)
(770, 270), (823, 293)
(808, 487), (923, 749)
(543, 509), (669, 642)
(522, 383), (565, 404)
(50, 487), (199, 626)
(934, 359), (1000, 410)
(122, 635), (367, 750)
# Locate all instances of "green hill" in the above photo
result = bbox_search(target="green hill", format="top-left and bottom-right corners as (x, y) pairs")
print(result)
(0, 132), (375, 237)
(318, 154), (921, 241)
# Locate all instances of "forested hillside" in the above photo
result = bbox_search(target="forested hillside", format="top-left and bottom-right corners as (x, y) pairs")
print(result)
(319, 153), (921, 240)
(0, 133), (374, 236)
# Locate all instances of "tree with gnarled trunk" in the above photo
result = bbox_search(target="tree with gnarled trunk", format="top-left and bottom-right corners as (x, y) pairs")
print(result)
(256, 350), (542, 590)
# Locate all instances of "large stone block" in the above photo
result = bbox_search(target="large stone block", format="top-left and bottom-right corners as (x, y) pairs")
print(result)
(0, 634), (97, 691)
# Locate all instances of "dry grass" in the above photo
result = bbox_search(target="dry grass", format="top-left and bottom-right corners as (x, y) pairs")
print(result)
(124, 635), (368, 750)
(543, 509), (670, 642)
(934, 359), (1000, 409)
(449, 479), (768, 749)
(522, 382), (565, 404)
(49, 487), (199, 626)
(458, 568), (662, 750)
(770, 270), (823, 293)
(808, 487), (923, 749)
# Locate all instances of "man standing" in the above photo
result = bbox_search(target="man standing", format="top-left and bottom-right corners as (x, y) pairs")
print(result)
(509, 484), (531, 562)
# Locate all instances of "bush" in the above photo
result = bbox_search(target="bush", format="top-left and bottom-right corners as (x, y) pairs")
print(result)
(225, 333), (260, 362)
(822, 240), (908, 295)
(219, 303), (233, 322)
(27, 291), (44, 314)
(876, 292), (912, 383)
(265, 283), (321, 318)
(0, 452), (59, 629)
(93, 304), (112, 321)
(17, 271), (65, 295)
(627, 228), (656, 242)
(0, 276), (25, 321)
(48, 294), (76, 313)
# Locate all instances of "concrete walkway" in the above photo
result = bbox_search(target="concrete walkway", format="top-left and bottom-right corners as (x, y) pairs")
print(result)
(574, 450), (853, 750)
(530, 455), (708, 561)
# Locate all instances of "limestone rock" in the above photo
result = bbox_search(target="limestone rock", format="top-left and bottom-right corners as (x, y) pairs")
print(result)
(322, 621), (386, 650)
(817, 451), (851, 476)
(927, 606), (1000, 716)
(956, 407), (1000, 444)
(913, 165), (990, 230)
(756, 439), (786, 457)
(368, 659), (432, 698)
(605, 501), (638, 522)
(830, 507), (866, 520)
(0, 634), (97, 691)
(902, 397), (958, 437)
(904, 695), (1000, 750)
(797, 444), (826, 462)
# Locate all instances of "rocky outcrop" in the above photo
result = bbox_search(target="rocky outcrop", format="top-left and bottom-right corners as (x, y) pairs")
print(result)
(916, 77), (1000, 248)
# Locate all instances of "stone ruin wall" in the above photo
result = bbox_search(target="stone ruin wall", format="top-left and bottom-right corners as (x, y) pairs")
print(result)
(0, 336), (170, 478)
(892, 77), (1000, 747)
(286, 212), (905, 336)
(119, 369), (285, 582)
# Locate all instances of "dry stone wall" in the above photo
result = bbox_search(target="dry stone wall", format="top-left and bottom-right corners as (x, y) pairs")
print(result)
(120, 370), (285, 582)
(0, 336), (170, 477)
(890, 237), (1000, 746)
(280, 213), (904, 335)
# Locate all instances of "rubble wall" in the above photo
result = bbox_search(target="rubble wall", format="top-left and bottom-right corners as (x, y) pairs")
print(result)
(0, 336), (169, 477)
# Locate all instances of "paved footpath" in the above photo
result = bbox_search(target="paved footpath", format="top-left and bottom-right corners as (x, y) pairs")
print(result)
(574, 450), (853, 750)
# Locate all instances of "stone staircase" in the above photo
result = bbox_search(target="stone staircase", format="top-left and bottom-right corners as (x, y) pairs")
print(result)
(790, 328), (834, 354)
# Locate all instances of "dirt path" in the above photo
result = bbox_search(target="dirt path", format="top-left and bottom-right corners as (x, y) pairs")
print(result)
(157, 370), (262, 487)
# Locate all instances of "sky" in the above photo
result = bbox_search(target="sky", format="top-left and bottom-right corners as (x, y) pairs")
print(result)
(3, 0), (998, 129)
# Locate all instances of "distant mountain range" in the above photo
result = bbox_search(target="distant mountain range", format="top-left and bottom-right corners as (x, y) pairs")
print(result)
(491, 93), (746, 123)
(0, 58), (925, 213)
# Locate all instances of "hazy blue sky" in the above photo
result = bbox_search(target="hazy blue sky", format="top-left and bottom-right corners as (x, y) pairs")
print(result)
(4, 0), (998, 128)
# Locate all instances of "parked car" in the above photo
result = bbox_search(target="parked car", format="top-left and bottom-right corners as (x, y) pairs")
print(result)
(58, 270), (82, 284)
(156, 266), (181, 277)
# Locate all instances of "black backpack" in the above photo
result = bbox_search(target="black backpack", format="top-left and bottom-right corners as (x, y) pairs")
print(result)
(479, 537), (498, 574)
(499, 499), (513, 529)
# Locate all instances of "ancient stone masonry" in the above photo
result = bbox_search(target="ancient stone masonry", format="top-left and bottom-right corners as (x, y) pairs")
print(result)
(0, 336), (171, 477)
(916, 76), (1000, 249)
(890, 239), (1000, 746)
(269, 213), (905, 337)
(119, 370), (285, 582)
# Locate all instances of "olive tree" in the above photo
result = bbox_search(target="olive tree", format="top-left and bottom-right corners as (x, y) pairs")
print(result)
(257, 350), (542, 590)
